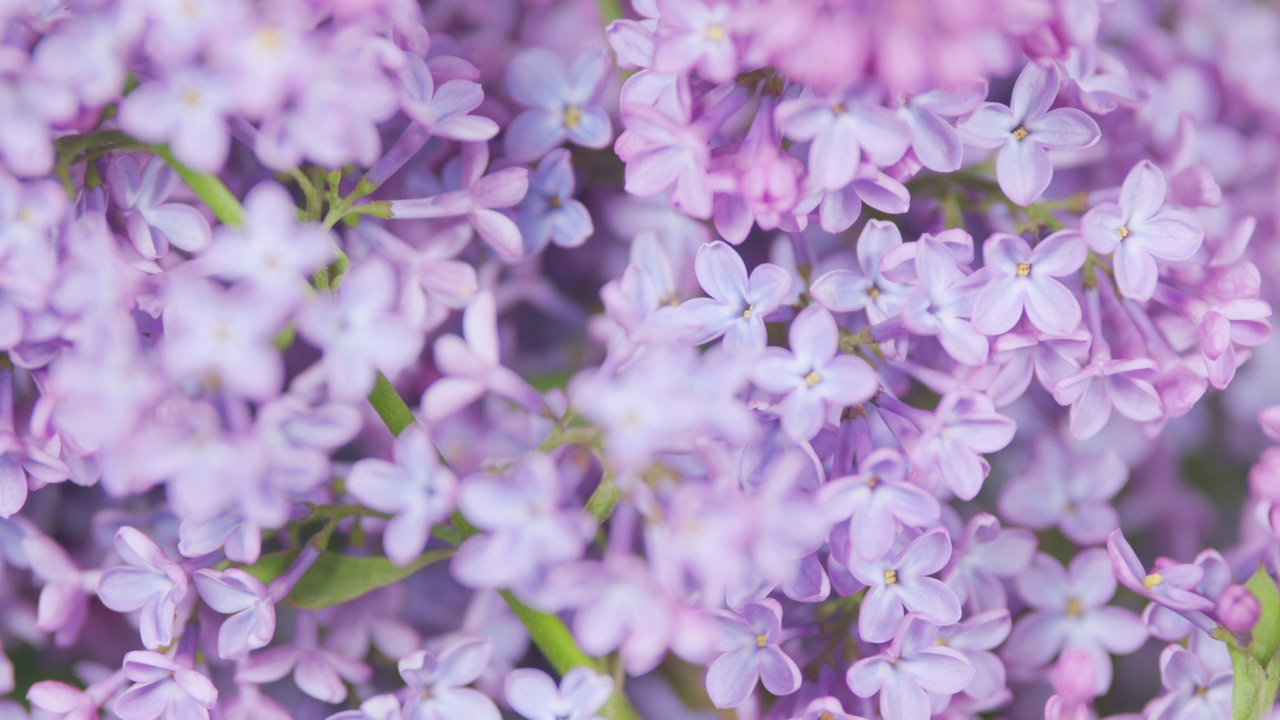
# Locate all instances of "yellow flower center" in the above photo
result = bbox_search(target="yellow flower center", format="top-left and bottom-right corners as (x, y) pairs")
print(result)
(182, 89), (201, 107)
(867, 286), (881, 299)
(867, 476), (880, 488)
(563, 106), (582, 128)
(1066, 598), (1083, 616)
(548, 195), (562, 209)
(756, 633), (768, 648)
(804, 370), (822, 387)
(742, 305), (753, 319)
(884, 569), (898, 585)
(818, 713), (836, 720)
(832, 102), (847, 115)
(1016, 262), (1032, 277)
(1012, 126), (1030, 141)
(1143, 573), (1163, 589)
(1117, 225), (1130, 240)
(706, 24), (726, 42)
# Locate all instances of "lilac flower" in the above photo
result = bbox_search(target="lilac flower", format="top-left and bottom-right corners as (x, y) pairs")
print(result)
(847, 614), (975, 720)
(942, 514), (1037, 613)
(161, 280), (285, 401)
(1002, 550), (1147, 692)
(419, 291), (545, 424)
(327, 694), (403, 720)
(786, 696), (866, 720)
(96, 527), (189, 650)
(1107, 530), (1216, 631)
(651, 0), (738, 82)
(388, 143), (530, 260)
(900, 235), (990, 366)
(935, 610), (1012, 702)
(1052, 358), (1163, 440)
(775, 89), (910, 190)
(683, 240), (792, 354)
(28, 674), (123, 720)
(236, 613), (371, 704)
(297, 256), (423, 403)
(897, 81), (987, 173)
(818, 447), (940, 563)
(909, 392), (1016, 501)
(1217, 584), (1260, 633)
(399, 635), (500, 720)
(346, 424), (456, 566)
(398, 55), (499, 142)
(956, 62), (1101, 206)
(704, 599), (801, 708)
(616, 104), (716, 219)
(506, 667), (613, 720)
(808, 220), (910, 324)
(515, 148), (594, 255)
(195, 182), (335, 308)
(105, 156), (212, 260)
(21, 533), (90, 647)
(1143, 550), (1231, 642)
(452, 454), (593, 589)
(846, 528), (961, 643)
(999, 436), (1128, 545)
(113, 651), (217, 720)
(1142, 645), (1231, 719)
(1080, 161), (1204, 301)
(751, 305), (878, 441)
(193, 568), (275, 661)
(972, 231), (1086, 336)
(504, 48), (612, 162)
(118, 68), (236, 173)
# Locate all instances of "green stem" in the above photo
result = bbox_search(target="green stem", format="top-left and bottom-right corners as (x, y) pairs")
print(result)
(596, 0), (624, 23)
(152, 145), (245, 227)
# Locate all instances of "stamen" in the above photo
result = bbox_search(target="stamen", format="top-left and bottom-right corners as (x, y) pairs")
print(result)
(706, 24), (726, 42)
(1117, 225), (1129, 240)
(563, 106), (582, 128)
(1143, 573), (1163, 589)
(742, 305), (753, 319)
(818, 713), (836, 720)
(1012, 126), (1030, 141)
(1016, 262), (1032, 277)
(804, 370), (822, 387)
(884, 569), (898, 585)
(867, 286), (881, 299)
(182, 89), (201, 107)
(1066, 598), (1083, 616)
(867, 475), (880, 488)
(547, 195), (562, 209)
(831, 102), (846, 115)
(755, 633), (768, 648)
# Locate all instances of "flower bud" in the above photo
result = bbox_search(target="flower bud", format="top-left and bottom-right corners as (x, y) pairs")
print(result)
(1217, 583), (1261, 634)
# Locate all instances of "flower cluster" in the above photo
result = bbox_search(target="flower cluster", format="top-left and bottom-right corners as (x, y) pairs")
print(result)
(2, 1), (1280, 720)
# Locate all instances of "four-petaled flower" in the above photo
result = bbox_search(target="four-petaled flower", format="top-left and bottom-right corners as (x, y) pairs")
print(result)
(505, 48), (613, 162)
(704, 599), (802, 709)
(847, 614), (975, 720)
(972, 231), (1086, 337)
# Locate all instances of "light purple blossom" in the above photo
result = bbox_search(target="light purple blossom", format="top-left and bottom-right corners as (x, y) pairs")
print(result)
(96, 527), (189, 650)
(398, 54), (499, 142)
(1107, 530), (1216, 631)
(651, 0), (738, 82)
(942, 514), (1036, 613)
(847, 614), (975, 720)
(818, 447), (940, 563)
(113, 651), (218, 720)
(775, 89), (910, 191)
(846, 528), (961, 643)
(346, 424), (456, 566)
(808, 220), (910, 324)
(21, 533), (90, 647)
(999, 435), (1127, 546)
(399, 635), (500, 720)
(935, 609), (1011, 703)
(704, 599), (802, 708)
(193, 568), (275, 661)
(1081, 161), (1204, 301)
(956, 62), (1101, 206)
(504, 48), (612, 162)
(909, 391), (1015, 501)
(515, 148), (594, 255)
(751, 305), (878, 441)
(972, 231), (1086, 337)
(897, 81), (987, 173)
(1142, 645), (1231, 719)
(1052, 357), (1163, 441)
(106, 156), (212, 260)
(118, 68), (236, 173)
(683, 240), (792, 354)
(506, 667), (613, 720)
(899, 234), (990, 366)
(235, 612), (372, 704)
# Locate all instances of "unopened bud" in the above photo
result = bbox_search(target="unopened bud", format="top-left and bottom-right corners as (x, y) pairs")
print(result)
(1217, 583), (1261, 634)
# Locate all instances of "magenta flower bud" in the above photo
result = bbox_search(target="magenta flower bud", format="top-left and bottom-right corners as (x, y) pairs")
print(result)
(1217, 584), (1261, 634)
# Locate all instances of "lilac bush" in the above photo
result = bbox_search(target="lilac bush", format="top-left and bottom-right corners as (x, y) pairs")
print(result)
(5, 1), (1280, 720)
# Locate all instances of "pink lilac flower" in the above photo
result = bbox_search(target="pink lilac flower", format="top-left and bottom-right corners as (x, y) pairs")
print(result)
(1216, 584), (1260, 634)
(750, 305), (878, 441)
(847, 614), (975, 720)
(504, 48), (613, 162)
(345, 423), (457, 566)
(1080, 161), (1204, 301)
(704, 598), (802, 709)
(845, 528), (961, 643)
(650, 0), (738, 82)
(683, 240), (792, 355)
(96, 527), (189, 650)
(972, 230), (1086, 337)
(505, 667), (613, 720)
(399, 635), (501, 720)
(955, 62), (1101, 206)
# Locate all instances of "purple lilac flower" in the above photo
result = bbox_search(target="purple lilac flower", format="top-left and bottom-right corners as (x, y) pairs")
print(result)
(504, 48), (612, 162)
(818, 447), (940, 563)
(1216, 584), (1260, 634)
(942, 514), (1036, 613)
(1052, 356), (1163, 441)
(113, 651), (218, 720)
(506, 667), (613, 720)
(515, 148), (594, 255)
(1002, 550), (1147, 693)
(846, 528), (961, 643)
(192, 568), (275, 661)
(398, 54), (499, 142)
(847, 614), (974, 720)
(775, 89), (910, 191)
(21, 533), (90, 647)
(955, 62), (1101, 206)
(899, 234), (990, 366)
(935, 610), (1011, 703)
(1143, 549), (1231, 641)
(896, 81), (987, 173)
(236, 612), (371, 704)
(998, 435), (1128, 546)
(118, 68), (236, 173)
(808, 220), (910, 324)
(750, 305), (878, 441)
(105, 156), (212, 260)
(96, 527), (189, 650)
(909, 391), (1015, 501)
(651, 0), (738, 82)
(1080, 161), (1204, 301)
(399, 635), (500, 720)
(1107, 530), (1216, 631)
(972, 230), (1086, 337)
(161, 280), (285, 401)
(683, 240), (792, 355)
(345, 424), (456, 566)
(704, 599), (801, 708)
(1142, 645), (1231, 719)
(786, 696), (866, 720)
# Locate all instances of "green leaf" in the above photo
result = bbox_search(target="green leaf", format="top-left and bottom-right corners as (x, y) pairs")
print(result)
(1229, 638), (1268, 720)
(1249, 564), (1280, 665)
(239, 548), (452, 610)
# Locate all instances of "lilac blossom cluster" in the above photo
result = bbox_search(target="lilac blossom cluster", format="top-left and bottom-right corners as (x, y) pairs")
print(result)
(2, 1), (1280, 719)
